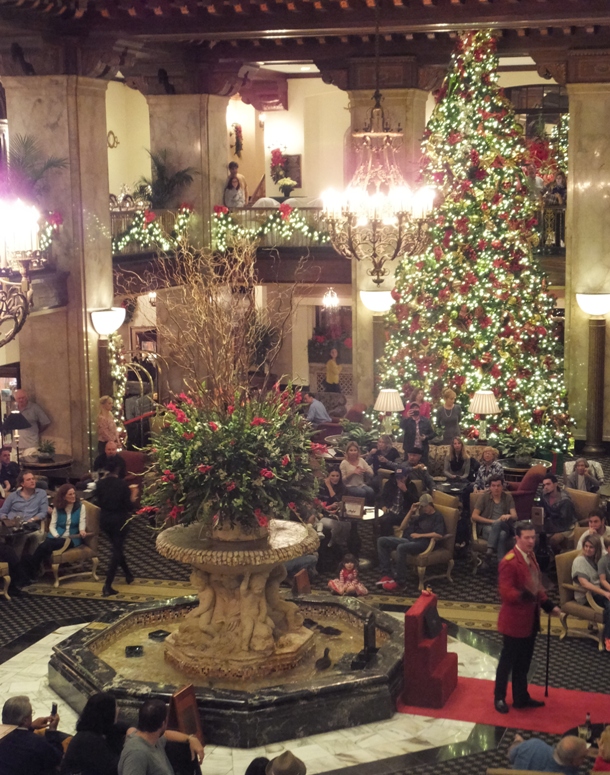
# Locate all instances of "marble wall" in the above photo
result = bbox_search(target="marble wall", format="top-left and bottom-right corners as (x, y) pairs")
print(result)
(565, 83), (610, 440)
(2, 76), (113, 463)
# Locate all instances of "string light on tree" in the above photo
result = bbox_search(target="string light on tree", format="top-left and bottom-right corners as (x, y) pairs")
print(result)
(108, 332), (127, 435)
(379, 30), (571, 453)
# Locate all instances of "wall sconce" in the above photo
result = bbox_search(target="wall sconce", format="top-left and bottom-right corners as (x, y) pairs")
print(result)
(148, 291), (157, 308)
(359, 290), (394, 313)
(90, 307), (126, 337)
(259, 112), (265, 128)
(576, 292), (610, 453)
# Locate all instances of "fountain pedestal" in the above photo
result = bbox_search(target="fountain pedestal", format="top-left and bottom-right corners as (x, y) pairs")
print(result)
(156, 519), (319, 679)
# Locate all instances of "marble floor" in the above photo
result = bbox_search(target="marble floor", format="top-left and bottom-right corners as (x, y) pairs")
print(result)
(0, 616), (499, 775)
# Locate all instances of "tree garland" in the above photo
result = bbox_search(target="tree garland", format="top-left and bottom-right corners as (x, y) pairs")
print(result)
(108, 332), (128, 434)
(212, 205), (329, 252)
(112, 205), (193, 254)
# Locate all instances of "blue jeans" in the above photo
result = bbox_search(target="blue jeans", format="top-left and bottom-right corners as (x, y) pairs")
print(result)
(346, 485), (375, 505)
(284, 553), (318, 579)
(590, 593), (610, 640)
(377, 536), (430, 584)
(482, 520), (513, 558)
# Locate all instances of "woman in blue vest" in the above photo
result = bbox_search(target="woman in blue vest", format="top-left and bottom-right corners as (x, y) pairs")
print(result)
(24, 484), (87, 582)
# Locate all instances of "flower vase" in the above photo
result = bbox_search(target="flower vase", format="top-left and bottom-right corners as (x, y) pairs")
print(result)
(279, 187), (294, 200)
(211, 520), (269, 543)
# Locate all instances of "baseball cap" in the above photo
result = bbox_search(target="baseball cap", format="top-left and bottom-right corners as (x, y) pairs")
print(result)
(407, 447), (423, 456)
(419, 493), (434, 507)
(395, 467), (409, 480)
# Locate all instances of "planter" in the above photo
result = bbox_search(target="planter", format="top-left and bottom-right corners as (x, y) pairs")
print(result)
(514, 455), (533, 467)
(211, 521), (269, 543)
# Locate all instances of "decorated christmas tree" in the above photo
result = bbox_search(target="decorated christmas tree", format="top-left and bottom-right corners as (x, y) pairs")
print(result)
(380, 30), (570, 452)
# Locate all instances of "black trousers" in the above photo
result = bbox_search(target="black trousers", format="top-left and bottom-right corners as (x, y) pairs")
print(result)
(378, 511), (404, 537)
(27, 537), (74, 578)
(494, 630), (537, 705)
(101, 515), (132, 587)
(0, 542), (22, 588)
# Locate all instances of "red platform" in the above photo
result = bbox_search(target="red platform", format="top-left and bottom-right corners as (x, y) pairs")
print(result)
(402, 592), (458, 709)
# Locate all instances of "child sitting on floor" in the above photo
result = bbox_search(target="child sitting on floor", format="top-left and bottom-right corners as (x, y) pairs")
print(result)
(328, 553), (368, 597)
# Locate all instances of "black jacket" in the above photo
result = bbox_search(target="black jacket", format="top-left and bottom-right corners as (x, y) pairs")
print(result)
(399, 416), (435, 462)
(380, 477), (419, 519)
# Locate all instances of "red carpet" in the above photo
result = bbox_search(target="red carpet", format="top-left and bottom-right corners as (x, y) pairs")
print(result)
(397, 677), (609, 734)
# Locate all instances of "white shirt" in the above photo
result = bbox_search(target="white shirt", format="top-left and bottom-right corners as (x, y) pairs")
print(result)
(515, 544), (531, 565)
(576, 527), (610, 555)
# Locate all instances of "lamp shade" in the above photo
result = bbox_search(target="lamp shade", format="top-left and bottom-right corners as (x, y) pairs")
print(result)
(468, 390), (500, 416)
(359, 290), (394, 313)
(90, 307), (126, 336)
(2, 411), (32, 433)
(373, 389), (405, 413)
(576, 293), (610, 317)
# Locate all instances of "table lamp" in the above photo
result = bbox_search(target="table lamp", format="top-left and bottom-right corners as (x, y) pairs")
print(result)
(468, 390), (500, 443)
(2, 411), (32, 465)
(373, 389), (405, 435)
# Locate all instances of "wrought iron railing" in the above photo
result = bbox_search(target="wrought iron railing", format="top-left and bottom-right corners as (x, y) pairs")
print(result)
(534, 204), (565, 255)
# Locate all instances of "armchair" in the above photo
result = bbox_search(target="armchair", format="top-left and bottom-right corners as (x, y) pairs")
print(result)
(555, 549), (605, 650)
(44, 502), (101, 588)
(405, 503), (459, 590)
(0, 561), (10, 600)
(564, 487), (600, 525)
(505, 465), (548, 521)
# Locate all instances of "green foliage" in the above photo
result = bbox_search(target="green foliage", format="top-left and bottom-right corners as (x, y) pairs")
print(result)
(38, 438), (56, 457)
(380, 30), (571, 453)
(141, 387), (322, 530)
(3, 134), (67, 202)
(496, 433), (537, 460)
(334, 420), (378, 451)
(134, 150), (197, 209)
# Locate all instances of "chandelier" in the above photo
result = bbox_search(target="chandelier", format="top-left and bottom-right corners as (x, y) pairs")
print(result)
(321, 3), (435, 286)
(0, 199), (46, 347)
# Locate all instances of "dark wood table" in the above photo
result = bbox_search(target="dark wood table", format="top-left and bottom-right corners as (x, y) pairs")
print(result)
(21, 454), (74, 470)
(498, 457), (551, 483)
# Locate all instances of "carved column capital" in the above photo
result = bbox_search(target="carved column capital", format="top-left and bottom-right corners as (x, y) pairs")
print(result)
(567, 49), (610, 84)
(318, 57), (436, 93)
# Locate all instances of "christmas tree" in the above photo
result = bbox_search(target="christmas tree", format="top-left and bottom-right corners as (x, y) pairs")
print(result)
(381, 30), (570, 452)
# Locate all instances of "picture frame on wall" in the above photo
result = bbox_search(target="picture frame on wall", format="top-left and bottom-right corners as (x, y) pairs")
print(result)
(284, 154), (302, 188)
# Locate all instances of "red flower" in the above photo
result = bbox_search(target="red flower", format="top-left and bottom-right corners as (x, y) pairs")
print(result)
(197, 464), (213, 474)
(343, 337), (352, 349)
(213, 205), (229, 215)
(168, 505), (184, 522)
(208, 422), (219, 431)
(48, 211), (63, 227)
(257, 514), (269, 528)
(250, 417), (267, 426)
(183, 432), (195, 440)
(178, 202), (194, 212)
(161, 469), (175, 482)
(227, 405), (234, 414)
(288, 502), (297, 511)
(281, 455), (290, 466)
(259, 468), (275, 479)
(314, 335), (325, 344)
(137, 505), (158, 515)
(144, 210), (156, 224)
(178, 392), (194, 405)
(279, 202), (293, 221)
(294, 392), (303, 404)
(226, 481), (236, 491)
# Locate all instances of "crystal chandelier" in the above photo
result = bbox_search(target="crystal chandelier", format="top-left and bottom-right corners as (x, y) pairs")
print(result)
(0, 199), (47, 347)
(321, 2), (435, 286)
(322, 287), (339, 309)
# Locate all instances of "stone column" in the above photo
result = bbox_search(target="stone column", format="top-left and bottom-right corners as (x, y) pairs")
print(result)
(2, 75), (113, 464)
(565, 69), (610, 441)
(147, 94), (230, 246)
(346, 88), (427, 406)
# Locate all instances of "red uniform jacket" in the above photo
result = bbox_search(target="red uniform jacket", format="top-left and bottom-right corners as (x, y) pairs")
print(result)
(497, 548), (554, 638)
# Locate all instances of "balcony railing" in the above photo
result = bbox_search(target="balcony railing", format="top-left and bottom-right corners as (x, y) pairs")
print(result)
(534, 204), (565, 255)
(111, 209), (178, 255)
(216, 207), (328, 250)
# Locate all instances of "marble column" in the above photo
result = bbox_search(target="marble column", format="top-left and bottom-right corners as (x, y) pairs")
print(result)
(147, 94), (230, 246)
(346, 88), (427, 406)
(564, 82), (610, 441)
(2, 76), (113, 464)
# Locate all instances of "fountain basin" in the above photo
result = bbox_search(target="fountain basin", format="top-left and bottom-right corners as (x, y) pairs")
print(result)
(48, 594), (404, 747)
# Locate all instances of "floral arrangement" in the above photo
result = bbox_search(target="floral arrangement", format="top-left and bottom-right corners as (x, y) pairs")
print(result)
(307, 326), (352, 364)
(212, 206), (328, 252)
(112, 204), (193, 254)
(140, 386), (322, 531)
(38, 210), (63, 254)
(270, 148), (287, 184)
(231, 123), (243, 158)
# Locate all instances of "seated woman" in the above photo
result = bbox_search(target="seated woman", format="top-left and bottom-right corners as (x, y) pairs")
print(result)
(566, 457), (601, 493)
(473, 447), (504, 491)
(339, 442), (375, 505)
(24, 484), (87, 583)
(317, 468), (350, 550)
(444, 437), (471, 483)
(572, 533), (610, 652)
(61, 692), (127, 775)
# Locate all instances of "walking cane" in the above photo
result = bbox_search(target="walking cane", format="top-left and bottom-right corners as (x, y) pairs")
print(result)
(544, 613), (551, 697)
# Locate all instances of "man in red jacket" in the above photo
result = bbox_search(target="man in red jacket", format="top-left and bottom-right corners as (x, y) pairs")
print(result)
(494, 521), (560, 714)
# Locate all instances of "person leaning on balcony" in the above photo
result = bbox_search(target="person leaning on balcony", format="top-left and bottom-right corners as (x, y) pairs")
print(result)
(227, 161), (249, 203)
(224, 175), (246, 208)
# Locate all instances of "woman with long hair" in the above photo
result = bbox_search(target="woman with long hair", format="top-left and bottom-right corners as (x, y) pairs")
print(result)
(339, 441), (375, 504)
(572, 533), (610, 651)
(61, 692), (126, 775)
(97, 395), (119, 455)
(224, 175), (246, 208)
(444, 436), (471, 482)
(324, 347), (342, 393)
(318, 468), (350, 549)
(406, 387), (432, 419)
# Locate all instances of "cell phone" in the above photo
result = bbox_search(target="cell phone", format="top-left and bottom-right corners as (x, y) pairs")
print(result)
(125, 645), (144, 658)
(51, 702), (57, 716)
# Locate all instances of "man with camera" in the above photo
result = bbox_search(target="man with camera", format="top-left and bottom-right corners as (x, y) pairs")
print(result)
(0, 695), (63, 775)
(377, 493), (445, 592)
(400, 403), (435, 464)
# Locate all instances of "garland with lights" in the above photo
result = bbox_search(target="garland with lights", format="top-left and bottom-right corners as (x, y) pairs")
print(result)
(549, 114), (568, 174)
(112, 205), (193, 254)
(38, 211), (63, 254)
(212, 205), (329, 252)
(380, 30), (571, 453)
(108, 332), (128, 435)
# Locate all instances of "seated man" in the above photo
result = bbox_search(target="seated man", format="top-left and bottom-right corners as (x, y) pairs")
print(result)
(303, 392), (331, 425)
(0, 695), (63, 775)
(119, 698), (203, 775)
(0, 447), (20, 494)
(0, 471), (49, 558)
(576, 508), (610, 555)
(93, 440), (127, 480)
(472, 474), (517, 561)
(402, 447), (435, 495)
(508, 733), (587, 775)
(284, 552), (319, 581)
(540, 474), (576, 553)
(366, 434), (401, 493)
(377, 467), (420, 537)
(566, 457), (601, 493)
(377, 493), (445, 592)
